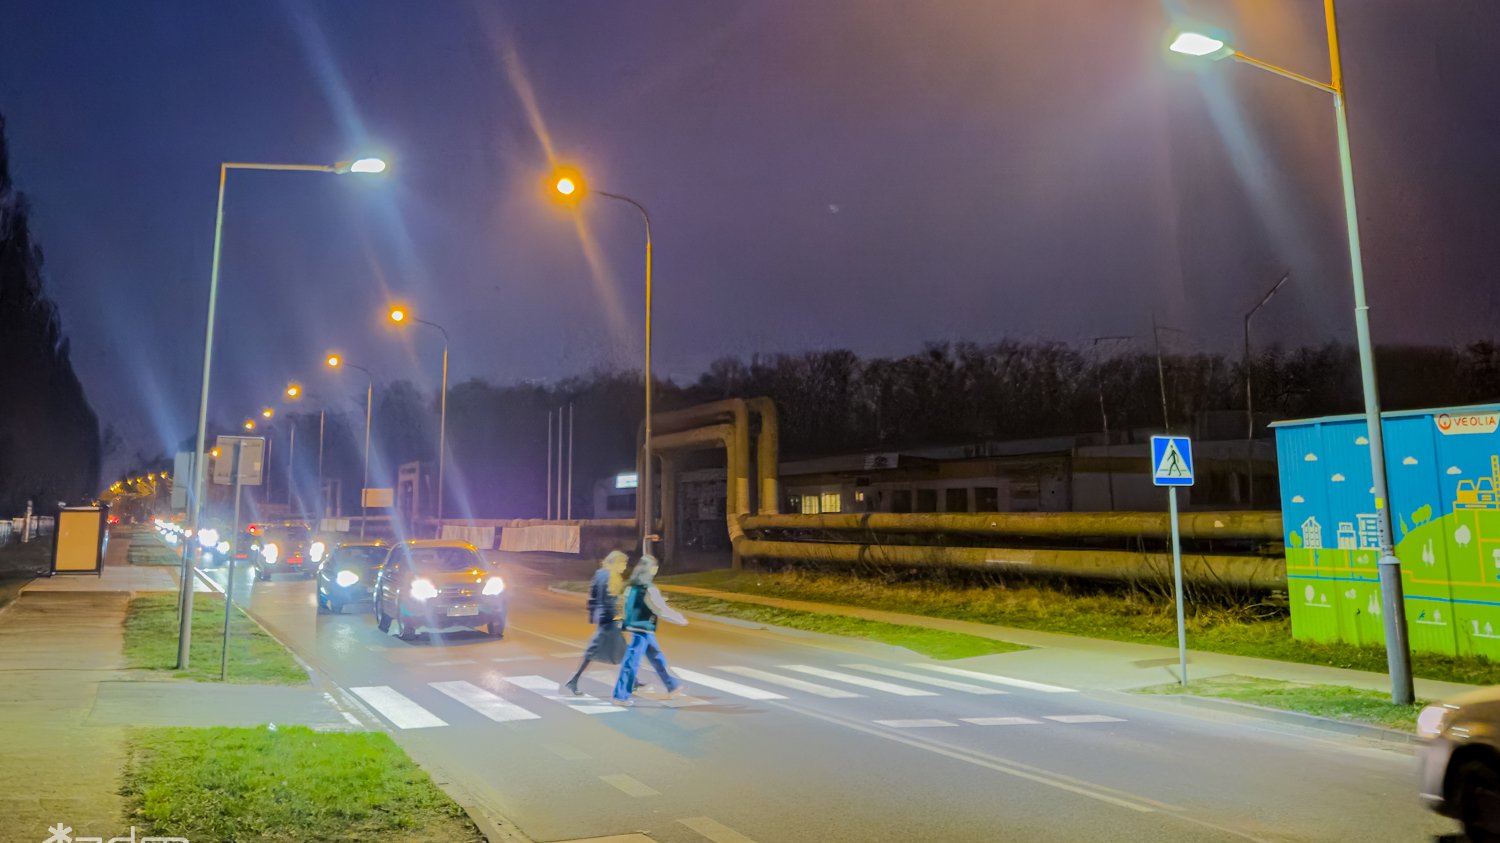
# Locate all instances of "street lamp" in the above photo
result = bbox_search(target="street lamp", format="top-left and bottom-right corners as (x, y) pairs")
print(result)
(261, 407), (274, 420)
(1167, 2), (1413, 704)
(243, 419), (257, 432)
(285, 382), (326, 517)
(386, 304), (449, 535)
(550, 166), (657, 556)
(327, 353), (375, 538)
(179, 155), (386, 671)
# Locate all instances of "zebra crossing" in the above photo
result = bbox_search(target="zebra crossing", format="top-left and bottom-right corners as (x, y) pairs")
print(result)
(348, 662), (1112, 733)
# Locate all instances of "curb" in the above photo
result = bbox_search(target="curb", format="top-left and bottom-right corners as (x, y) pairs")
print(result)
(1160, 692), (1420, 746)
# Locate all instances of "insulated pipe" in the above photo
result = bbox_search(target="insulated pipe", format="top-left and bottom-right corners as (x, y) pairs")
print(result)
(651, 424), (749, 565)
(740, 511), (1283, 542)
(746, 397), (780, 514)
(737, 539), (1284, 590)
(659, 453), (679, 568)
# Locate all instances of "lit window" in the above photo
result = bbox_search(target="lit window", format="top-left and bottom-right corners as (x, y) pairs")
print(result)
(821, 492), (842, 514)
(801, 496), (821, 515)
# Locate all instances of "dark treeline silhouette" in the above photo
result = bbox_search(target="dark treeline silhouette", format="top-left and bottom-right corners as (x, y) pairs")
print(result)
(0, 114), (100, 516)
(316, 340), (1500, 520)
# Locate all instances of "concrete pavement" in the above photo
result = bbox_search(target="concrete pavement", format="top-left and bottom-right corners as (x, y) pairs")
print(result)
(203, 557), (1460, 843)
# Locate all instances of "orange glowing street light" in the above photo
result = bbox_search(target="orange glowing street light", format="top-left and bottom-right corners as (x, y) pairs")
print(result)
(325, 354), (342, 369)
(285, 383), (302, 398)
(261, 407), (275, 419)
(324, 353), (376, 537)
(242, 419), (256, 432)
(384, 303), (450, 529)
(387, 306), (407, 324)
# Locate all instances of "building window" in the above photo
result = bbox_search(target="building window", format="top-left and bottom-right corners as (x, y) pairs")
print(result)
(821, 492), (842, 514)
(801, 495), (821, 515)
(975, 487), (999, 511)
(916, 488), (937, 513)
(945, 488), (968, 513)
(890, 490), (912, 513)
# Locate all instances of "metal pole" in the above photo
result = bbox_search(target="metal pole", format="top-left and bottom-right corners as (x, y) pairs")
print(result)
(317, 410), (325, 519)
(546, 410), (553, 520)
(1169, 486), (1187, 686)
(557, 408), (565, 519)
(642, 217), (654, 557)
(1326, 0), (1412, 704)
(179, 163), (229, 671)
(1152, 316), (1170, 432)
(361, 380), (372, 539)
(288, 423), (296, 511)
(221, 441), (243, 682)
(437, 341), (447, 536)
(567, 402), (574, 521)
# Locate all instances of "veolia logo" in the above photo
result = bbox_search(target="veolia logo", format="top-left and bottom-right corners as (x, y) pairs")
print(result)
(1435, 412), (1500, 435)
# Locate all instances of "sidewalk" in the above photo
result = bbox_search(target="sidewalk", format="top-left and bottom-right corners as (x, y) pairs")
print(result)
(0, 528), (351, 843)
(657, 583), (1480, 701)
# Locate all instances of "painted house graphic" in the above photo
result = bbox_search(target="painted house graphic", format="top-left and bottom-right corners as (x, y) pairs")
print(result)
(1357, 513), (1380, 549)
(1337, 522), (1357, 550)
(1301, 516), (1323, 550)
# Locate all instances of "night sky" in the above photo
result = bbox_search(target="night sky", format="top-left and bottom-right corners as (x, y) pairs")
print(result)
(3, 1), (1499, 477)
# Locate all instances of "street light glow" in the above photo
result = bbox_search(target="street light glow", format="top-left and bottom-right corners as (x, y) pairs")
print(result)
(556, 177), (576, 196)
(286, 383), (301, 398)
(243, 419), (256, 431)
(551, 168), (586, 201)
(326, 354), (342, 369)
(261, 407), (274, 419)
(348, 157), (387, 174)
(1169, 31), (1230, 58)
(388, 307), (407, 323)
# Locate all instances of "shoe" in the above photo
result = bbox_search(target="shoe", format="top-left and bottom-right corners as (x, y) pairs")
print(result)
(634, 680), (653, 692)
(665, 687), (687, 700)
(611, 697), (634, 708)
(560, 681), (581, 697)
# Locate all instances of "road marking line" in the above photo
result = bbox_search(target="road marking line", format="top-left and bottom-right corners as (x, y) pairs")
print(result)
(503, 674), (624, 714)
(679, 816), (758, 843)
(322, 691), (364, 727)
(599, 773), (660, 797)
(491, 655), (544, 663)
(671, 667), (787, 700)
(962, 716), (1042, 726)
(430, 680), (541, 722)
(875, 719), (955, 728)
(781, 665), (937, 696)
(544, 743), (591, 761)
(908, 664), (1077, 693)
(844, 663), (1005, 694)
(714, 666), (863, 698)
(428, 659), (477, 667)
(1045, 714), (1126, 724)
(350, 686), (447, 729)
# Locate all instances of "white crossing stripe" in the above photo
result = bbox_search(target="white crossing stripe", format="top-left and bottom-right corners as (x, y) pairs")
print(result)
(678, 816), (759, 843)
(962, 716), (1042, 726)
(1045, 714), (1126, 724)
(907, 664), (1077, 693)
(430, 680), (540, 723)
(714, 666), (863, 698)
(350, 685), (447, 729)
(875, 719), (955, 728)
(782, 665), (937, 696)
(672, 667), (787, 700)
(844, 663), (1005, 694)
(503, 674), (624, 714)
(600, 773), (660, 797)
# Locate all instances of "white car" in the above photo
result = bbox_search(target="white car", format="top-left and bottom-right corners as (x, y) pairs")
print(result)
(1418, 686), (1500, 841)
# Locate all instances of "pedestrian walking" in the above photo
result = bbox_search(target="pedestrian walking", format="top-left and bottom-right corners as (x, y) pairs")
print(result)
(560, 551), (629, 696)
(612, 555), (687, 707)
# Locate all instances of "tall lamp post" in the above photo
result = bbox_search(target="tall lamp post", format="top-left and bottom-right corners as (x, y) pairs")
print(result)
(326, 354), (375, 538)
(285, 382), (327, 519)
(550, 168), (657, 557)
(177, 155), (386, 671)
(387, 305), (449, 536)
(1168, 2), (1413, 704)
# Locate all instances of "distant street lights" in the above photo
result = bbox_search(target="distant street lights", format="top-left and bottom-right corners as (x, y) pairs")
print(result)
(1167, 1), (1413, 705)
(242, 419), (257, 432)
(178, 155), (386, 670)
(387, 305), (450, 535)
(550, 167), (656, 556)
(327, 354), (375, 538)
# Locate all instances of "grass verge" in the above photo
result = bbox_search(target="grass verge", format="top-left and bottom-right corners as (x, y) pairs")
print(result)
(658, 569), (1500, 686)
(123, 725), (483, 842)
(1138, 674), (1428, 732)
(0, 538), (50, 578)
(128, 538), (181, 566)
(124, 593), (307, 684)
(668, 592), (1023, 660)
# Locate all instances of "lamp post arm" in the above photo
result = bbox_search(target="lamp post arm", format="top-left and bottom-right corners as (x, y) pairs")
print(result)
(223, 162), (340, 174)
(1231, 52), (1337, 95)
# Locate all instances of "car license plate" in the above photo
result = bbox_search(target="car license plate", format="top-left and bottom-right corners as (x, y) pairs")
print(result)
(448, 605), (479, 617)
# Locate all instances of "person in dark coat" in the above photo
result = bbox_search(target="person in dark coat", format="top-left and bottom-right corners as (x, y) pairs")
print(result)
(612, 555), (687, 706)
(560, 551), (628, 696)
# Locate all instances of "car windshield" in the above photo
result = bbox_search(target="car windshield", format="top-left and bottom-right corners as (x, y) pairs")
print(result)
(334, 547), (388, 568)
(407, 547), (485, 572)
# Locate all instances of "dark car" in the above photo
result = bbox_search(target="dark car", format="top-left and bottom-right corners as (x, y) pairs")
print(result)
(373, 540), (507, 641)
(316, 540), (388, 613)
(252, 524), (319, 580)
(1419, 686), (1500, 842)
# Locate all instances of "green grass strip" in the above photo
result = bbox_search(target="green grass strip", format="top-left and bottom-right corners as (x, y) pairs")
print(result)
(123, 593), (308, 685)
(123, 725), (483, 842)
(668, 593), (1024, 660)
(1138, 675), (1429, 732)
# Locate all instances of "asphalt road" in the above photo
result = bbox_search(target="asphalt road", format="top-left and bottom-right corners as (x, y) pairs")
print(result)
(200, 560), (1456, 843)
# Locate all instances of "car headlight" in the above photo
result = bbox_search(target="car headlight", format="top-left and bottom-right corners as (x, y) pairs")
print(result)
(216, 541), (230, 554)
(409, 578), (439, 601)
(482, 576), (505, 596)
(262, 542), (280, 564)
(198, 528), (219, 548)
(309, 541), (327, 563)
(1417, 704), (1455, 739)
(335, 569), (360, 588)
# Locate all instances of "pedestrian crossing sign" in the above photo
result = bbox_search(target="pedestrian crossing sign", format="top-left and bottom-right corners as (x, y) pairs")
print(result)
(1151, 435), (1194, 487)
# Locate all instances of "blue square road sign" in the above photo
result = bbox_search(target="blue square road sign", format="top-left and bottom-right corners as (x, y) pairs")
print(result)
(1151, 435), (1194, 487)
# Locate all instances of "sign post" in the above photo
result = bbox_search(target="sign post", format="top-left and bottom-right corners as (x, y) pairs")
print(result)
(213, 436), (263, 681)
(1151, 435), (1195, 686)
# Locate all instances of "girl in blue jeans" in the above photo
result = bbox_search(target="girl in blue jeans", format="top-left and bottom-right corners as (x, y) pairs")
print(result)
(613, 555), (688, 706)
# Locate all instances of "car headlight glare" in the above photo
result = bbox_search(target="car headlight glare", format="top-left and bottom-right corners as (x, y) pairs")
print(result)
(216, 541), (230, 554)
(335, 569), (360, 588)
(1417, 704), (1454, 739)
(409, 578), (439, 601)
(262, 542), (280, 564)
(309, 541), (327, 563)
(482, 576), (505, 596)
